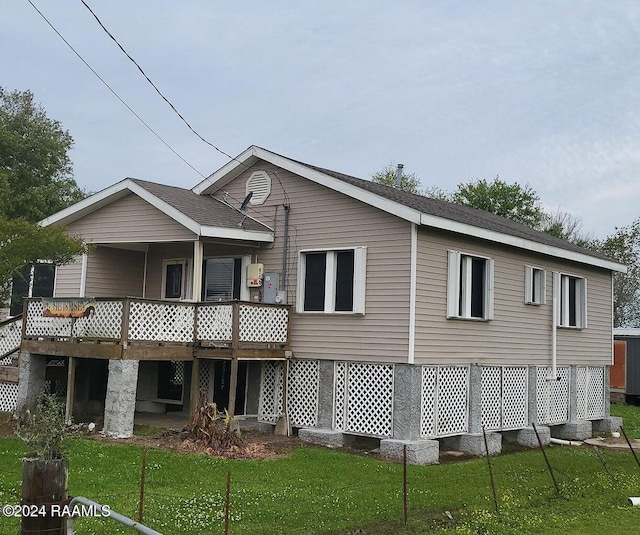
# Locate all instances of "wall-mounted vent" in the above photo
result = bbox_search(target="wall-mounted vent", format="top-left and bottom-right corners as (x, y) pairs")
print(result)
(246, 170), (271, 205)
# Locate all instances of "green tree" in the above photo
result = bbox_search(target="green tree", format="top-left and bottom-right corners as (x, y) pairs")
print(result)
(371, 162), (421, 195)
(0, 88), (85, 222)
(0, 88), (88, 302)
(451, 176), (545, 228)
(587, 219), (640, 328)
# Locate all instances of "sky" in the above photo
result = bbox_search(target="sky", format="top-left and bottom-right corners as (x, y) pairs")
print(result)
(2, 1), (640, 238)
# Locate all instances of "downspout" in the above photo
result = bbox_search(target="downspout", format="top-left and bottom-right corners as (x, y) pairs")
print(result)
(551, 272), (558, 381)
(142, 250), (148, 298)
(281, 205), (290, 293)
(79, 254), (88, 297)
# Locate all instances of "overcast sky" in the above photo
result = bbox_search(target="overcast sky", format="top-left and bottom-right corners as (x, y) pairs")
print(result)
(3, 1), (640, 238)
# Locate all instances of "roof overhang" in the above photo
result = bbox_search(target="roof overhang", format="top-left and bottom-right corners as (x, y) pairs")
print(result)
(41, 178), (274, 243)
(193, 146), (625, 273)
(614, 328), (640, 337)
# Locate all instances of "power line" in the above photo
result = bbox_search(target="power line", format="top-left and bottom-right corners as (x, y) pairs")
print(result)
(80, 0), (247, 169)
(26, 0), (206, 178)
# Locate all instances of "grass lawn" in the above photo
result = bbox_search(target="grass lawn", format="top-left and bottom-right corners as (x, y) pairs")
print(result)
(0, 406), (638, 534)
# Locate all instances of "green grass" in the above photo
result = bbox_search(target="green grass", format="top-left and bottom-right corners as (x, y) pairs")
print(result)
(1, 406), (640, 534)
(611, 402), (640, 438)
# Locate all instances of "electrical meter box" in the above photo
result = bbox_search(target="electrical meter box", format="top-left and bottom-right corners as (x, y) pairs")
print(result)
(263, 272), (280, 303)
(247, 263), (264, 287)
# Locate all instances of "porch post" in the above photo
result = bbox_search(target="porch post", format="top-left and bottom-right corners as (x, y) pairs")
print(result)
(65, 357), (76, 424)
(14, 351), (47, 420)
(103, 360), (139, 438)
(192, 240), (204, 301)
(228, 302), (240, 417)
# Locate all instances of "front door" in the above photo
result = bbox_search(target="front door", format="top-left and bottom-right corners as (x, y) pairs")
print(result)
(212, 360), (248, 415)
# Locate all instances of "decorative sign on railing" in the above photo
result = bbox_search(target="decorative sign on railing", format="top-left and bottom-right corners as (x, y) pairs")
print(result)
(41, 298), (98, 318)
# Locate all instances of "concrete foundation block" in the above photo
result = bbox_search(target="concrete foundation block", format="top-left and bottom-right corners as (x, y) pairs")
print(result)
(441, 432), (502, 456)
(592, 416), (623, 434)
(103, 360), (139, 438)
(298, 428), (345, 447)
(551, 420), (592, 441)
(503, 426), (550, 448)
(380, 439), (439, 465)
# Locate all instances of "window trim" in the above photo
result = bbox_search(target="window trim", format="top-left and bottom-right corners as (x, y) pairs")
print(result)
(554, 271), (588, 329)
(296, 246), (367, 314)
(525, 265), (546, 305)
(162, 258), (186, 300)
(447, 250), (494, 321)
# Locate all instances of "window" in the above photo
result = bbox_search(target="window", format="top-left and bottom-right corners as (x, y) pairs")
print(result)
(447, 251), (494, 320)
(9, 263), (55, 316)
(555, 272), (587, 328)
(203, 258), (242, 301)
(162, 260), (185, 299)
(525, 266), (546, 305)
(297, 247), (367, 313)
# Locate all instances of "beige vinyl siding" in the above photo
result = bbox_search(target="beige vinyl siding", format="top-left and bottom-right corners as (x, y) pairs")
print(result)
(145, 242), (195, 300)
(84, 246), (145, 297)
(65, 193), (196, 243)
(212, 161), (412, 363)
(415, 228), (613, 366)
(54, 258), (83, 297)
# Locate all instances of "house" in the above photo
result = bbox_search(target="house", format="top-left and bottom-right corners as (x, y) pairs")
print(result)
(6, 145), (625, 464)
(612, 329), (640, 403)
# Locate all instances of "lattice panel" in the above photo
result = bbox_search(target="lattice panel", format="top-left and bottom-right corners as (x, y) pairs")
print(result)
(287, 359), (319, 427)
(0, 383), (18, 412)
(344, 363), (394, 437)
(436, 366), (469, 436)
(239, 305), (289, 343)
(258, 361), (284, 423)
(481, 367), (502, 430)
(577, 366), (605, 420)
(128, 302), (195, 343)
(44, 379), (67, 399)
(0, 317), (22, 361)
(420, 366), (437, 437)
(196, 305), (233, 341)
(536, 366), (570, 425)
(333, 362), (347, 430)
(71, 301), (122, 339)
(173, 361), (185, 384)
(24, 301), (71, 338)
(502, 367), (528, 429)
(198, 360), (211, 398)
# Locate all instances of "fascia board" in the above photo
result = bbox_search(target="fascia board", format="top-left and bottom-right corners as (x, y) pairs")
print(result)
(39, 180), (132, 227)
(420, 213), (627, 273)
(192, 146), (259, 194)
(200, 226), (274, 242)
(613, 328), (640, 337)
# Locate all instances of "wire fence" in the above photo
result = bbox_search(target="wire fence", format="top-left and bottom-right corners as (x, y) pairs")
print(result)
(1, 435), (640, 535)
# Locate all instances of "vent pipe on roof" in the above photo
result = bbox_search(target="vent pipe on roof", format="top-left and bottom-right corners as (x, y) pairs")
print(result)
(394, 164), (404, 188)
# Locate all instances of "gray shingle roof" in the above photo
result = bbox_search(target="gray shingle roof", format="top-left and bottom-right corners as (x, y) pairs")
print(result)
(281, 156), (614, 263)
(130, 178), (271, 233)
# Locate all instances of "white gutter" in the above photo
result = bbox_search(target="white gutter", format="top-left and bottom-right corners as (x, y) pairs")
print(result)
(551, 272), (559, 381)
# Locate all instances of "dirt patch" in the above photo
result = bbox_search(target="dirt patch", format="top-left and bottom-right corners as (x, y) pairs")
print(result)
(0, 413), (16, 438)
(87, 426), (304, 460)
(584, 436), (640, 450)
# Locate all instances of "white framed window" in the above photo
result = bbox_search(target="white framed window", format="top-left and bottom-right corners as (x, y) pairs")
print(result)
(296, 247), (367, 314)
(525, 265), (546, 305)
(447, 251), (494, 320)
(162, 259), (186, 299)
(554, 272), (587, 328)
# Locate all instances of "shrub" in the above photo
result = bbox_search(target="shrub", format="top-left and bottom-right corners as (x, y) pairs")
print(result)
(17, 394), (67, 460)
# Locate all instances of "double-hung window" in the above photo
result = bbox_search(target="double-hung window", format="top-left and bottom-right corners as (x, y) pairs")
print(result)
(525, 265), (546, 305)
(447, 250), (494, 320)
(297, 247), (367, 314)
(554, 272), (587, 328)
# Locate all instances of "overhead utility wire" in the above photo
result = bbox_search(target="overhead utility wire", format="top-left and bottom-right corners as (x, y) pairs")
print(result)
(27, 0), (205, 178)
(80, 0), (246, 169)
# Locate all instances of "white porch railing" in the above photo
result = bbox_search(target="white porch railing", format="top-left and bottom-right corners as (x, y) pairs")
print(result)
(0, 315), (22, 363)
(22, 298), (291, 348)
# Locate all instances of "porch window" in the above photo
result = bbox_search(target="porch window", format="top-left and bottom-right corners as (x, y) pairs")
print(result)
(297, 247), (367, 314)
(525, 265), (546, 305)
(447, 250), (494, 320)
(162, 260), (185, 299)
(555, 272), (587, 328)
(9, 263), (55, 316)
(203, 258), (242, 301)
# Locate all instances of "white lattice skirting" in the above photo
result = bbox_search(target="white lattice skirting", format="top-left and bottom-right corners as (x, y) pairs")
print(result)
(421, 366), (469, 438)
(577, 366), (605, 420)
(481, 366), (528, 431)
(0, 383), (18, 412)
(334, 362), (394, 437)
(536, 366), (570, 425)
